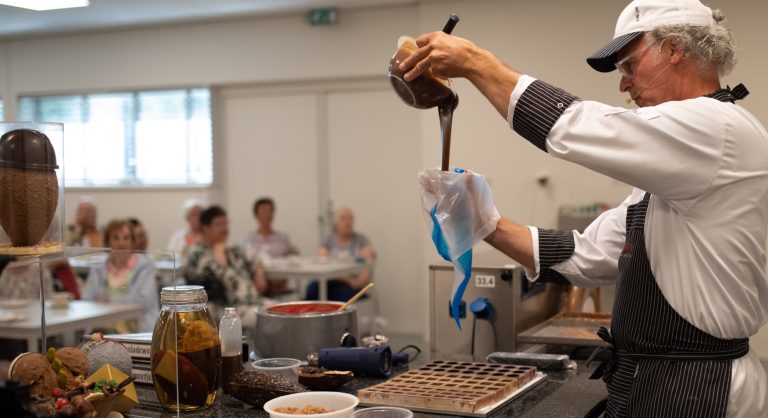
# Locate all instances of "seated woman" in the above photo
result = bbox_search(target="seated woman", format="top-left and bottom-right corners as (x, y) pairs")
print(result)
(306, 208), (375, 302)
(241, 197), (297, 297)
(128, 217), (149, 252)
(184, 205), (267, 318)
(83, 219), (159, 333)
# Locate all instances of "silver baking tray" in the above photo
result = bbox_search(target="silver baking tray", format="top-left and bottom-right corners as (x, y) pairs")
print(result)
(516, 312), (611, 347)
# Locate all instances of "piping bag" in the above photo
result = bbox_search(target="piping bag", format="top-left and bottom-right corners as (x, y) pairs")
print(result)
(419, 168), (499, 330)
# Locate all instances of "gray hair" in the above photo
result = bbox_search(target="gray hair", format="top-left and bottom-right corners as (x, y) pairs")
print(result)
(181, 197), (207, 218)
(648, 9), (736, 76)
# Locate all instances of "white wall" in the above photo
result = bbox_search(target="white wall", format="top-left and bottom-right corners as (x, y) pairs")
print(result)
(218, 89), (321, 256)
(2, 0), (768, 347)
(0, 43), (8, 107)
(3, 6), (417, 93)
(326, 88), (424, 334)
(63, 189), (211, 253)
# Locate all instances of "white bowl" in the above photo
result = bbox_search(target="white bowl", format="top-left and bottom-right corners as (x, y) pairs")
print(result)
(264, 392), (359, 418)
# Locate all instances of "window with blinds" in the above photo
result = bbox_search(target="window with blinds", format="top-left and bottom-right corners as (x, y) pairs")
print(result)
(17, 88), (212, 187)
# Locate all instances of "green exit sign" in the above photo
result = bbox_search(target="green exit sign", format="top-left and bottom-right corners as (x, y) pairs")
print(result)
(308, 7), (339, 26)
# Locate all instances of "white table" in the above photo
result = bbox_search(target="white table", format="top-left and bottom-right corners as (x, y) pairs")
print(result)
(68, 255), (184, 289)
(69, 255), (182, 275)
(0, 300), (143, 353)
(263, 257), (371, 300)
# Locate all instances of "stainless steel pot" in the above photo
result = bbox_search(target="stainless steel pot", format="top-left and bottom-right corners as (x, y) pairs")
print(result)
(254, 301), (358, 360)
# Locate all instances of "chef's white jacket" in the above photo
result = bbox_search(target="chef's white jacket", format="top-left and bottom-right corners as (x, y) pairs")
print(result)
(508, 75), (768, 417)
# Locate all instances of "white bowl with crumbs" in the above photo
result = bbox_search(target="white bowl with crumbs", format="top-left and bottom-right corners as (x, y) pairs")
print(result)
(264, 392), (359, 418)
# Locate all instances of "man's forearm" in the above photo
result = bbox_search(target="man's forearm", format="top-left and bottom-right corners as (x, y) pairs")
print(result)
(483, 218), (535, 270)
(465, 49), (521, 119)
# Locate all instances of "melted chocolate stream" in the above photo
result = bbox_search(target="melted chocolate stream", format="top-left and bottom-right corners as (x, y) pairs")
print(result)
(438, 93), (459, 171)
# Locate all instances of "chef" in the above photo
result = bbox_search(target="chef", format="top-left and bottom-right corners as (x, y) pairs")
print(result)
(402, 0), (768, 417)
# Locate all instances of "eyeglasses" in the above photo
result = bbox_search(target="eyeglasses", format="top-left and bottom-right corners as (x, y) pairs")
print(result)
(615, 40), (659, 78)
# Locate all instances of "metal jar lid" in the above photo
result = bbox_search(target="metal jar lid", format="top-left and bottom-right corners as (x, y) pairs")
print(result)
(160, 285), (208, 305)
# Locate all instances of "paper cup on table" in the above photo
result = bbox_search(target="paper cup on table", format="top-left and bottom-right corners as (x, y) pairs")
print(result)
(50, 291), (70, 308)
(252, 358), (302, 381)
(352, 407), (414, 418)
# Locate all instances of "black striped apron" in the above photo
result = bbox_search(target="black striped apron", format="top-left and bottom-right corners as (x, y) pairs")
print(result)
(588, 192), (750, 418)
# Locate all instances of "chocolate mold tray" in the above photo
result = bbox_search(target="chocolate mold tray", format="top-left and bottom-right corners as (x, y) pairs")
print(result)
(358, 360), (545, 416)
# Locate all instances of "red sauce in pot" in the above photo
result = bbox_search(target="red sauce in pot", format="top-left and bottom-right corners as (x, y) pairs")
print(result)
(267, 302), (340, 315)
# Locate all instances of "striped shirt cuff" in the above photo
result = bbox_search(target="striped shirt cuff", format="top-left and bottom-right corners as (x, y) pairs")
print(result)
(538, 269), (571, 285)
(510, 79), (581, 151)
(538, 228), (576, 269)
(524, 226), (540, 281)
(507, 74), (536, 125)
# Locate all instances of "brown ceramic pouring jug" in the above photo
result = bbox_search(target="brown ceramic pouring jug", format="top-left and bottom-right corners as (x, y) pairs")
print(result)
(387, 15), (460, 171)
(387, 14), (459, 110)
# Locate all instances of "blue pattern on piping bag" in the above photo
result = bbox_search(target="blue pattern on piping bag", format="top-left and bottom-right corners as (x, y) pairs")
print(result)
(431, 204), (473, 330)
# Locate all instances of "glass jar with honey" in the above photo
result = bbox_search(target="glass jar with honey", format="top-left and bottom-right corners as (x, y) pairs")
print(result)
(151, 285), (221, 412)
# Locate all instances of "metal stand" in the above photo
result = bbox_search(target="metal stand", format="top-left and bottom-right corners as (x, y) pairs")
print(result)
(39, 263), (47, 353)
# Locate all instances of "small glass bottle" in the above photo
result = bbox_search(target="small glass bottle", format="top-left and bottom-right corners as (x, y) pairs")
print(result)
(218, 307), (243, 392)
(151, 285), (221, 412)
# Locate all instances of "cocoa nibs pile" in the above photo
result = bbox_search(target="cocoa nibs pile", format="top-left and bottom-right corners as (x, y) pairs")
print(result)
(274, 405), (333, 414)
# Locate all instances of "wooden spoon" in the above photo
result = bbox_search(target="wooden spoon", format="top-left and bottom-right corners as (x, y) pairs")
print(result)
(337, 283), (375, 311)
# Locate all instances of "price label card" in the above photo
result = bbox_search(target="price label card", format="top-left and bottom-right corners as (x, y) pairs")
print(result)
(475, 275), (496, 288)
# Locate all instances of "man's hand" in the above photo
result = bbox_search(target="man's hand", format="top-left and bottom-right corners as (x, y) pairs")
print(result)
(398, 32), (521, 118)
(419, 168), (500, 260)
(399, 32), (481, 81)
(418, 168), (535, 269)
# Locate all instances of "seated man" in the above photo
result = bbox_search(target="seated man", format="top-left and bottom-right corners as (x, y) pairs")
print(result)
(241, 197), (297, 297)
(64, 197), (102, 247)
(184, 206), (267, 315)
(59, 196), (101, 290)
(166, 198), (206, 264)
(307, 208), (375, 302)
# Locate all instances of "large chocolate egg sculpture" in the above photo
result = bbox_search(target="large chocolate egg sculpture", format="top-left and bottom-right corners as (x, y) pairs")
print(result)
(0, 129), (59, 247)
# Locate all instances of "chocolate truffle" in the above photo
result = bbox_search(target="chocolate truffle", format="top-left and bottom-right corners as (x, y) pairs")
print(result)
(9, 352), (58, 397)
(53, 347), (88, 390)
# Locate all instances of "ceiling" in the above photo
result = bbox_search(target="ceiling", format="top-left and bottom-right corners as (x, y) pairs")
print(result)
(0, 0), (436, 39)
